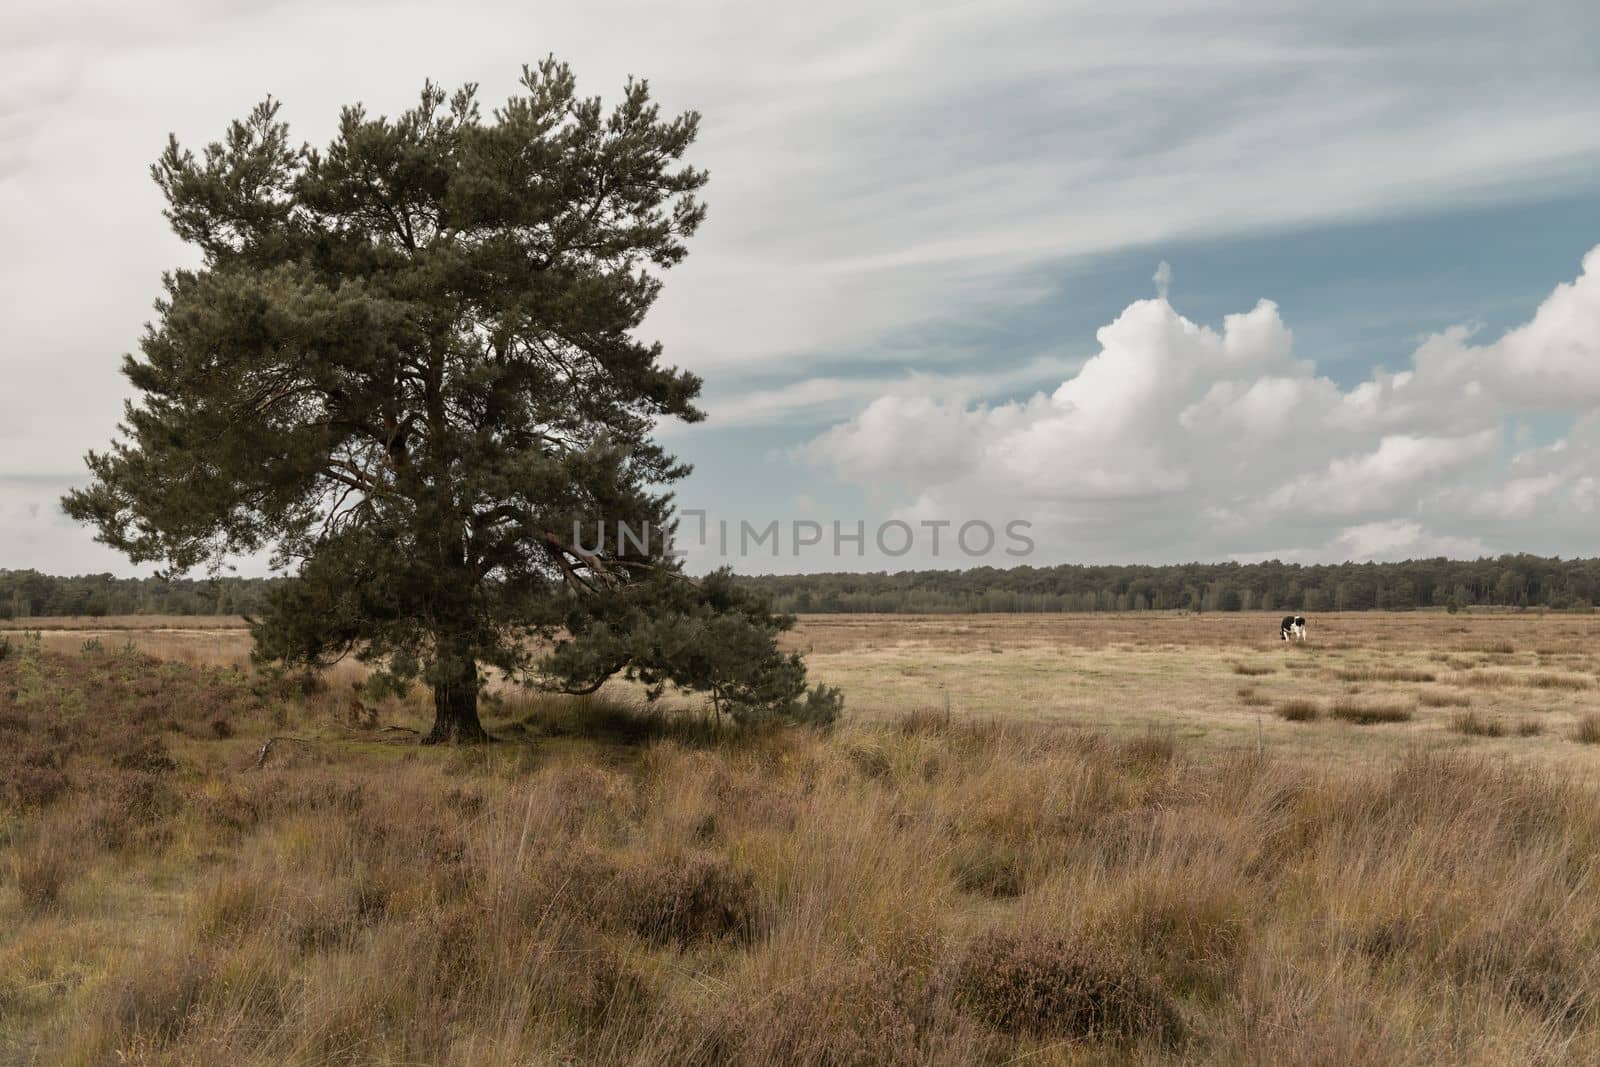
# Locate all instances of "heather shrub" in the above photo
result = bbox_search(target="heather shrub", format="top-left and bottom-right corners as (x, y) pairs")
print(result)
(1531, 672), (1591, 690)
(950, 930), (1181, 1046)
(951, 838), (1026, 898)
(9, 843), (71, 914)
(1450, 711), (1504, 738)
(1330, 699), (1414, 725)
(1574, 714), (1600, 745)
(1275, 699), (1321, 722)
(668, 955), (978, 1066)
(1334, 666), (1435, 682)
(619, 851), (763, 947)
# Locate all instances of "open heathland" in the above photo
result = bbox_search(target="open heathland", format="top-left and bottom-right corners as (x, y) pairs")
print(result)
(4, 612), (1600, 1063)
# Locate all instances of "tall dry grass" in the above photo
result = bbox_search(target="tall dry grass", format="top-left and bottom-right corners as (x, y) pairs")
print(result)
(3, 645), (1600, 1064)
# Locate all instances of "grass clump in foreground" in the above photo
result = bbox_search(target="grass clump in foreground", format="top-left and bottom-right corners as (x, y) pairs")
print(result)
(1574, 713), (1600, 745)
(1450, 711), (1505, 738)
(951, 930), (1180, 1045)
(8, 648), (1600, 1063)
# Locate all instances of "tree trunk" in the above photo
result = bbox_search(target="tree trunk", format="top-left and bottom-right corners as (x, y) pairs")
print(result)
(422, 641), (490, 744)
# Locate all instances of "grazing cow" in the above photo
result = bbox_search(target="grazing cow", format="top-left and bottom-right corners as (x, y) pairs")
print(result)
(1280, 615), (1307, 642)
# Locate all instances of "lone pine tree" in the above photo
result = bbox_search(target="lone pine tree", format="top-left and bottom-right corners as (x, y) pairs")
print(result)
(64, 61), (840, 742)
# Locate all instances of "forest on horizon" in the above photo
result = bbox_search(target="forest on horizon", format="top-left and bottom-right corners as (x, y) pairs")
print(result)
(4, 554), (1599, 618)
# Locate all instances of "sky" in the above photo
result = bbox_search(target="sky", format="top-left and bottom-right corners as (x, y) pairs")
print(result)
(3, 0), (1599, 576)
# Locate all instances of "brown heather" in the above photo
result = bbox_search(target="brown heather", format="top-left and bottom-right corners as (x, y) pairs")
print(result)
(1274, 699), (1322, 723)
(1333, 666), (1437, 683)
(1230, 663), (1276, 677)
(6, 614), (1600, 1064)
(1236, 686), (1272, 708)
(1451, 711), (1507, 739)
(1329, 698), (1416, 725)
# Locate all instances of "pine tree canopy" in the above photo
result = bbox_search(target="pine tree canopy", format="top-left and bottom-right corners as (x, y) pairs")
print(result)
(63, 60), (842, 741)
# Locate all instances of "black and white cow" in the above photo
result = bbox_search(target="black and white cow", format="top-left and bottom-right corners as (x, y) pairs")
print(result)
(1280, 615), (1307, 642)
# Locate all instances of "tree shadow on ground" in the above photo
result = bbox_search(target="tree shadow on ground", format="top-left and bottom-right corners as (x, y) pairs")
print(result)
(483, 690), (750, 750)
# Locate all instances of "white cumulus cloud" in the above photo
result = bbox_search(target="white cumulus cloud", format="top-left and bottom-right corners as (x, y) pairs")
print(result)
(809, 244), (1600, 563)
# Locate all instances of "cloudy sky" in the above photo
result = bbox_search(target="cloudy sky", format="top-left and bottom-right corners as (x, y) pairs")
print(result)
(3, 0), (1599, 575)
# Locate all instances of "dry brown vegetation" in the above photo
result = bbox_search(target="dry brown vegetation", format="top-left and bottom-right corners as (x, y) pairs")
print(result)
(1274, 699), (1321, 723)
(1328, 698), (1416, 725)
(6, 613), (1600, 1063)
(1451, 711), (1506, 738)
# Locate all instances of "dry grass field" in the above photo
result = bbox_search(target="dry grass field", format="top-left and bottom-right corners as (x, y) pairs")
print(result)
(5, 611), (1600, 1064)
(21, 611), (1600, 772)
(791, 612), (1600, 773)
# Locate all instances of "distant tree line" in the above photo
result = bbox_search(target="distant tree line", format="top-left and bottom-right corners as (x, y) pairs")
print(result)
(7, 555), (1600, 620)
(0, 570), (281, 619)
(733, 555), (1600, 615)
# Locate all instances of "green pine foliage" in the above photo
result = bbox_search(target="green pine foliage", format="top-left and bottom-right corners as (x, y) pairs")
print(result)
(61, 61), (839, 741)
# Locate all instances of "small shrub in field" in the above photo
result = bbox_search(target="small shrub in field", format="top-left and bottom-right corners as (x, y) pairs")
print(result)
(1572, 714), (1600, 745)
(80, 637), (104, 656)
(252, 668), (327, 703)
(1237, 687), (1271, 707)
(1447, 670), (1518, 689)
(845, 738), (893, 779)
(1275, 699), (1321, 723)
(952, 839), (1026, 898)
(676, 956), (963, 1066)
(1450, 711), (1504, 738)
(1517, 719), (1545, 737)
(896, 708), (951, 736)
(1231, 663), (1275, 677)
(1419, 689), (1471, 708)
(1116, 727), (1177, 768)
(951, 930), (1180, 1045)
(9, 845), (70, 913)
(210, 718), (235, 739)
(1330, 699), (1413, 725)
(99, 950), (209, 1046)
(620, 852), (761, 947)
(1333, 666), (1435, 683)
(192, 874), (276, 943)
(113, 737), (177, 776)
(1530, 673), (1592, 691)
(1, 754), (69, 809)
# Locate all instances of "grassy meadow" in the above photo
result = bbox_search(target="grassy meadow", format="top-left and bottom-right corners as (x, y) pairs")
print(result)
(5, 611), (1600, 1063)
